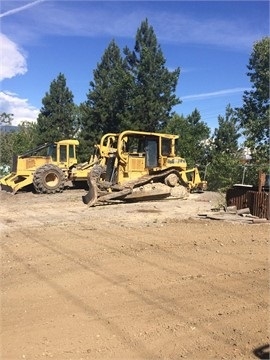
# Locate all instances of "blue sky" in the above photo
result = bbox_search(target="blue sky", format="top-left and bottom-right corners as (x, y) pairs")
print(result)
(0, 1), (269, 133)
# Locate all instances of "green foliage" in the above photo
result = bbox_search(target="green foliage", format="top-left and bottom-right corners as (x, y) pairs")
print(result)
(237, 37), (270, 165)
(36, 73), (77, 144)
(3, 25), (267, 196)
(12, 121), (38, 154)
(0, 121), (37, 176)
(79, 40), (133, 160)
(79, 20), (181, 160)
(0, 132), (14, 174)
(0, 113), (15, 174)
(206, 153), (243, 192)
(212, 105), (240, 154)
(206, 106), (242, 191)
(0, 113), (14, 125)
(124, 19), (180, 131)
(165, 110), (211, 167)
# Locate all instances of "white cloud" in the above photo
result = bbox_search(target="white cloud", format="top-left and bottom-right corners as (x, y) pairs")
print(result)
(0, 33), (27, 81)
(0, 0), (46, 19)
(0, 91), (39, 126)
(2, 2), (265, 51)
(181, 88), (251, 101)
(0, 33), (38, 125)
(36, 5), (270, 49)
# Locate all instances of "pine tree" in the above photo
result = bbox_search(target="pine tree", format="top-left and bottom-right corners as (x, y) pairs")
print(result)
(124, 19), (180, 131)
(36, 73), (77, 144)
(165, 109), (210, 167)
(207, 105), (242, 191)
(237, 37), (270, 165)
(79, 40), (133, 159)
(212, 105), (240, 154)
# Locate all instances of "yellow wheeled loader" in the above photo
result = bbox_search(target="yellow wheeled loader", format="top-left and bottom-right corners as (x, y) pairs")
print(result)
(82, 130), (207, 206)
(0, 139), (95, 194)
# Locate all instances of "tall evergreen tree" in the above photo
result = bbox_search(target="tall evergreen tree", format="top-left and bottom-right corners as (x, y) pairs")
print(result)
(237, 37), (269, 165)
(79, 40), (133, 159)
(207, 105), (242, 191)
(36, 73), (77, 144)
(165, 109), (210, 167)
(124, 19), (181, 131)
(212, 105), (240, 153)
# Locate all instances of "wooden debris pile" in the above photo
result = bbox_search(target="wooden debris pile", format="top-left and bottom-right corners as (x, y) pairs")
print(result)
(197, 206), (270, 224)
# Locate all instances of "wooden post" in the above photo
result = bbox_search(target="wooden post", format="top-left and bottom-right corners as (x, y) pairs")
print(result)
(258, 171), (266, 193)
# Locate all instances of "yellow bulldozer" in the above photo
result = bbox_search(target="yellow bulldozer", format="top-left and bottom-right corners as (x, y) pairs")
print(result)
(0, 139), (91, 194)
(82, 130), (207, 206)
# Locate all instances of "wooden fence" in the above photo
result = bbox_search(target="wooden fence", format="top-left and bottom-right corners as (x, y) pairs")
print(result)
(226, 186), (269, 220)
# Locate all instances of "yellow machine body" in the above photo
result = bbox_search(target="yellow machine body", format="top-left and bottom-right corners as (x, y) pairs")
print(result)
(83, 130), (207, 206)
(0, 139), (94, 194)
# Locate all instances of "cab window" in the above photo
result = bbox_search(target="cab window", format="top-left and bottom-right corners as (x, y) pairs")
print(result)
(60, 145), (67, 162)
(161, 138), (171, 156)
(69, 144), (75, 158)
(47, 144), (57, 161)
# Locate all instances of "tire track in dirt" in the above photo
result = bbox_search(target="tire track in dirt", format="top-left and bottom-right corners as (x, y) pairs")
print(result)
(2, 223), (268, 359)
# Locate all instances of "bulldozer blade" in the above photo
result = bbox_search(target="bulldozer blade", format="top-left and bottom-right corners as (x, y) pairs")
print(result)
(97, 188), (132, 202)
(82, 177), (98, 206)
(82, 191), (92, 205)
(124, 187), (171, 202)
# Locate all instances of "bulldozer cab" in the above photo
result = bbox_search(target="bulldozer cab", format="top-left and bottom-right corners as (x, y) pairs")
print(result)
(123, 136), (159, 168)
(119, 130), (182, 162)
(82, 130), (207, 206)
(145, 138), (158, 168)
(109, 130), (187, 184)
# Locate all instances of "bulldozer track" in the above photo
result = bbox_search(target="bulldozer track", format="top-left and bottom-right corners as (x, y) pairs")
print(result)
(121, 168), (185, 190)
(84, 167), (187, 206)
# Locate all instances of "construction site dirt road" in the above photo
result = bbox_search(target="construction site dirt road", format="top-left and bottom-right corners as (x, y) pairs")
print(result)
(1, 189), (269, 360)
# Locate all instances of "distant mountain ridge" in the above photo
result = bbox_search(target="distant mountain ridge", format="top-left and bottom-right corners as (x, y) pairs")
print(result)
(0, 125), (19, 133)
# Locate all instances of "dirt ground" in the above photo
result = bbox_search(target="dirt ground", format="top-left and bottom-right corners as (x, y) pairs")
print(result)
(0, 188), (269, 360)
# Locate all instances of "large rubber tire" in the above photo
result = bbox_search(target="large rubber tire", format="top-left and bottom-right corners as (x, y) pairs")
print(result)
(33, 164), (65, 194)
